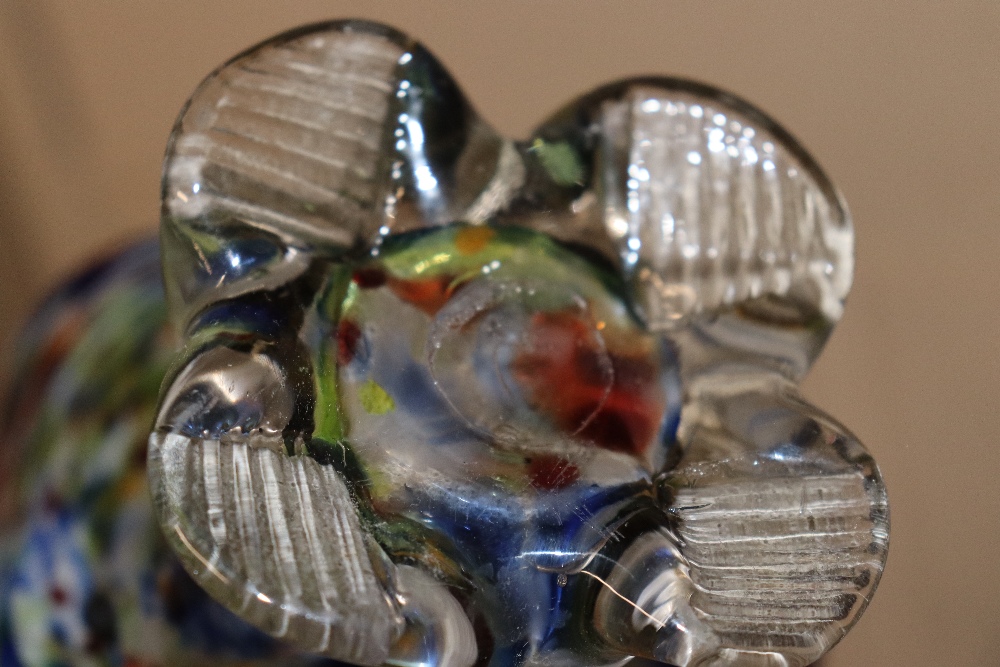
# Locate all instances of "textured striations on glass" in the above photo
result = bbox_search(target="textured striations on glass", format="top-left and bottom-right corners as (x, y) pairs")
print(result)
(151, 434), (405, 664)
(162, 27), (403, 324)
(661, 382), (887, 665)
(599, 87), (852, 330)
(0, 18), (887, 667)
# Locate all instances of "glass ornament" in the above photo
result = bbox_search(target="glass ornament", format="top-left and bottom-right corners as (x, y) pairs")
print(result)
(1, 20), (887, 667)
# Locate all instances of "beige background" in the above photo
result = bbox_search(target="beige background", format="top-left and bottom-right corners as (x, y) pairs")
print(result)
(1, 2), (998, 665)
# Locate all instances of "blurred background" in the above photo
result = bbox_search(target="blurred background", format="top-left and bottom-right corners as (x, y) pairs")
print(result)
(1, 2), (997, 665)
